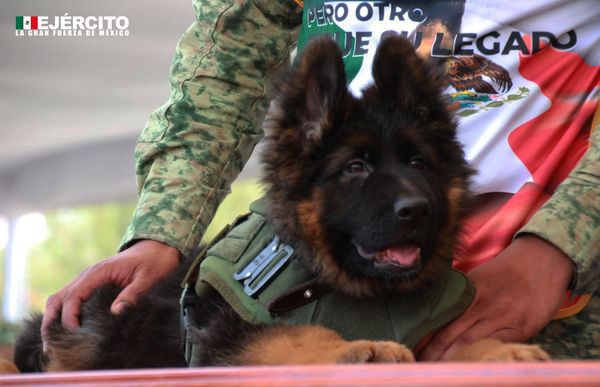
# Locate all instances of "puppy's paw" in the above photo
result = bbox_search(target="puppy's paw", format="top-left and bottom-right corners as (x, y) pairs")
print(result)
(336, 340), (415, 363)
(480, 343), (550, 362)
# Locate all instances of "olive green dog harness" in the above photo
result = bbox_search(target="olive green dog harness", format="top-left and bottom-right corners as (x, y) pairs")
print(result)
(181, 198), (474, 363)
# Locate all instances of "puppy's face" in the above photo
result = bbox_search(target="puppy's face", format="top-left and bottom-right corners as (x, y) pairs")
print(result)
(262, 36), (471, 296)
(317, 106), (446, 286)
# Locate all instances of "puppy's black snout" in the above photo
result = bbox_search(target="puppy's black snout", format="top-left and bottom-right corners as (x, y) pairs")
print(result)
(394, 197), (431, 222)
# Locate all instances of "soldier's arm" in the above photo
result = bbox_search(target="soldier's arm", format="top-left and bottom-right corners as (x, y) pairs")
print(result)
(420, 112), (600, 361)
(42, 1), (302, 344)
(119, 0), (302, 257)
(517, 118), (600, 295)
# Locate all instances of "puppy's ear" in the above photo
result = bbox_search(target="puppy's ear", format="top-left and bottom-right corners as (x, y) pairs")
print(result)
(371, 34), (437, 110)
(288, 37), (348, 143)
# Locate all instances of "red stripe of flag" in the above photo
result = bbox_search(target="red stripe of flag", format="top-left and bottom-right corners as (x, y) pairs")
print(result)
(31, 16), (38, 30)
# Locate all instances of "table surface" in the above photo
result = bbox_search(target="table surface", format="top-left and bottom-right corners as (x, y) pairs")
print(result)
(1, 361), (599, 386)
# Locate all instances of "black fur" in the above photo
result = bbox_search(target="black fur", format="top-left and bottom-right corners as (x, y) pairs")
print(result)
(15, 260), (267, 371)
(15, 264), (187, 371)
(13, 313), (45, 372)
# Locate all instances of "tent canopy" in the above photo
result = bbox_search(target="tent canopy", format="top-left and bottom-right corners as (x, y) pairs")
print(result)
(0, 1), (194, 216)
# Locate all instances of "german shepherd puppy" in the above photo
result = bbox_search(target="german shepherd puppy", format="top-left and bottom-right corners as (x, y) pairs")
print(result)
(14, 36), (548, 372)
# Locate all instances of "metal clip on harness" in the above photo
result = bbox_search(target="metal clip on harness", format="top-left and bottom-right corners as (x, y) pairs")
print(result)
(233, 235), (294, 297)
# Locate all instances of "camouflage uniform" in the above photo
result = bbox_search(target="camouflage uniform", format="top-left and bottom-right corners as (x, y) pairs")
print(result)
(119, 0), (302, 257)
(119, 0), (599, 359)
(524, 123), (600, 359)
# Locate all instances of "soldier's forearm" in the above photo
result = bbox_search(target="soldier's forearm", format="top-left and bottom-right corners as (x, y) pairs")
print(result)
(518, 121), (600, 295)
(120, 0), (302, 256)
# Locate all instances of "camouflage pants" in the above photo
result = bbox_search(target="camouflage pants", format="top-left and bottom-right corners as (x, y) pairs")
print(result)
(531, 295), (600, 359)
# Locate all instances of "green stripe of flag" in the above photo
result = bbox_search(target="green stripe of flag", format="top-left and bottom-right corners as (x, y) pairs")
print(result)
(16, 16), (23, 30)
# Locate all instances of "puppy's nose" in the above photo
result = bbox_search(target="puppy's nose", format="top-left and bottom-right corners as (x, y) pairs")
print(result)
(394, 197), (431, 222)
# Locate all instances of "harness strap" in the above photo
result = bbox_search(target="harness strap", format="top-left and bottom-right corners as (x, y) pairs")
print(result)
(268, 279), (331, 314)
(180, 283), (198, 364)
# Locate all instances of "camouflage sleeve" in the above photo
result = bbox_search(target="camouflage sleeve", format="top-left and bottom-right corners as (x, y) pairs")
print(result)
(119, 0), (302, 257)
(517, 121), (600, 295)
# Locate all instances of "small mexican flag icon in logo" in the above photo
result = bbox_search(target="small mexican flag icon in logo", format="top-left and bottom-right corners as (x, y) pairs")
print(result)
(16, 16), (38, 30)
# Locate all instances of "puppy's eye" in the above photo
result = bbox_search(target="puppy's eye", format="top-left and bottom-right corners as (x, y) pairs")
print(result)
(345, 160), (368, 175)
(409, 156), (426, 170)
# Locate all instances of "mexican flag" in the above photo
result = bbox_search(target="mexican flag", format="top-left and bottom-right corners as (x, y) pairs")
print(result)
(16, 16), (38, 30)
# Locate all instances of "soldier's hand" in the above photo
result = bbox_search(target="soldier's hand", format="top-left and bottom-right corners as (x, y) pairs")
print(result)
(41, 240), (180, 352)
(420, 235), (573, 360)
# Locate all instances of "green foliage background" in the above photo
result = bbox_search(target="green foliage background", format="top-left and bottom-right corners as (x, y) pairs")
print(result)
(25, 202), (136, 311)
(12, 179), (262, 313)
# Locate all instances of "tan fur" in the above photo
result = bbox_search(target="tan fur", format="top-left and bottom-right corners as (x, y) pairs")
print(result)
(439, 178), (467, 236)
(235, 325), (415, 365)
(0, 358), (18, 374)
(446, 179), (467, 221)
(46, 341), (98, 371)
(434, 178), (468, 255)
(451, 338), (550, 362)
(415, 19), (453, 59)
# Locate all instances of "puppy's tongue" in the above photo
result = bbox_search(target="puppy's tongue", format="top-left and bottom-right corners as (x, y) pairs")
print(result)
(376, 245), (421, 267)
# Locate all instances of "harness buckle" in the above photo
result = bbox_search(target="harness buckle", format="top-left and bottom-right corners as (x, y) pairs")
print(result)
(233, 236), (281, 281)
(233, 235), (294, 297)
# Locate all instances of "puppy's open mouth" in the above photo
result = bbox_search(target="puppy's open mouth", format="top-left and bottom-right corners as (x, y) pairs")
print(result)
(352, 240), (421, 268)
